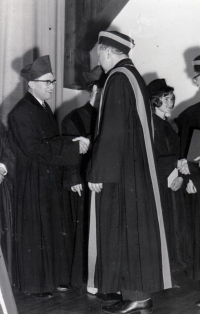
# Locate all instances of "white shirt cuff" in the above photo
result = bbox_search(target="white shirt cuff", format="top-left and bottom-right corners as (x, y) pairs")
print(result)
(0, 163), (7, 175)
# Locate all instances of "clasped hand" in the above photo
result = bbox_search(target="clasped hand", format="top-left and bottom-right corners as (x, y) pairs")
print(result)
(72, 137), (90, 154)
(177, 158), (190, 175)
(170, 177), (183, 191)
(186, 179), (197, 194)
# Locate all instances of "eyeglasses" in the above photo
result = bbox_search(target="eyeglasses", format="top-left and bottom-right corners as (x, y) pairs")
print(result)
(34, 79), (57, 86)
(193, 74), (200, 82)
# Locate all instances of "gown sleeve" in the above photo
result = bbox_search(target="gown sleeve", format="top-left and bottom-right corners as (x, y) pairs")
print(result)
(8, 109), (79, 168)
(61, 117), (82, 189)
(87, 73), (130, 183)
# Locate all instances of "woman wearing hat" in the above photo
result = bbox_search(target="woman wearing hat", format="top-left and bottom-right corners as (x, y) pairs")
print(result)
(148, 79), (186, 274)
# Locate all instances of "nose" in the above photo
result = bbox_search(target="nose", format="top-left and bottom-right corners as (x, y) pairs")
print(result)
(98, 61), (100, 66)
(49, 83), (55, 89)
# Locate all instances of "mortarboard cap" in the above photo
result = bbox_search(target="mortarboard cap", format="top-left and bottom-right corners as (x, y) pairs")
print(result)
(98, 31), (135, 54)
(21, 55), (52, 82)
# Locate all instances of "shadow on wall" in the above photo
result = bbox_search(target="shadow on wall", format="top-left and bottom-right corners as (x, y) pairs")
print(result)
(0, 47), (40, 126)
(172, 46), (200, 118)
(143, 72), (159, 86)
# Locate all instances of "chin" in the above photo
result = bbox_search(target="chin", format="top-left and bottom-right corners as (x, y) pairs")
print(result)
(45, 95), (52, 100)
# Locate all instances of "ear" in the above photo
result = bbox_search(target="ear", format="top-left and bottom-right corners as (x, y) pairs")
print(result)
(28, 81), (35, 89)
(105, 48), (110, 59)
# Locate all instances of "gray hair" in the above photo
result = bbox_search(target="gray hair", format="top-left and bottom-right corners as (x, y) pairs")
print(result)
(98, 43), (127, 56)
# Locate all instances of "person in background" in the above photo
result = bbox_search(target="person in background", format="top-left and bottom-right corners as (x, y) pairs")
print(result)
(148, 79), (186, 275)
(87, 31), (172, 314)
(0, 121), (18, 314)
(61, 66), (106, 294)
(177, 55), (200, 307)
(8, 55), (90, 298)
(177, 55), (200, 159)
(0, 121), (14, 279)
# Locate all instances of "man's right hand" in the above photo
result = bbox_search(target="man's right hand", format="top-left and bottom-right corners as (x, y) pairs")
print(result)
(186, 179), (197, 194)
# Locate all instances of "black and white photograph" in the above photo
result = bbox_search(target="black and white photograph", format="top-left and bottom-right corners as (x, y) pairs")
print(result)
(0, 1), (200, 313)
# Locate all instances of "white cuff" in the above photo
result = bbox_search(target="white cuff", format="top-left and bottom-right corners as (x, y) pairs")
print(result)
(0, 164), (7, 175)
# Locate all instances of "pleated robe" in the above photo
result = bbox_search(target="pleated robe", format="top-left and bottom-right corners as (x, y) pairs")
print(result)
(153, 114), (186, 270)
(87, 59), (172, 294)
(176, 104), (200, 280)
(61, 102), (97, 293)
(0, 122), (14, 280)
(8, 92), (79, 294)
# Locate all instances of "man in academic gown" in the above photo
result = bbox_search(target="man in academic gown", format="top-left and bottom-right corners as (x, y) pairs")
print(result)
(87, 31), (172, 313)
(0, 121), (14, 279)
(177, 55), (200, 158)
(177, 55), (200, 307)
(8, 55), (90, 298)
(61, 66), (105, 294)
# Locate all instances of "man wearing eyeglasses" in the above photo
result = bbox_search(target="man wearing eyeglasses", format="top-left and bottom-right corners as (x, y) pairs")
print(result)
(8, 55), (90, 298)
(176, 55), (200, 307)
(176, 55), (200, 159)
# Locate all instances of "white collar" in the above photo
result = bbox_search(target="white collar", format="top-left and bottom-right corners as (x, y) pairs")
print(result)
(28, 92), (45, 107)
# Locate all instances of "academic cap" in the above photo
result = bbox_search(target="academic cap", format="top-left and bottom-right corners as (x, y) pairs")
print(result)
(21, 55), (52, 82)
(98, 31), (135, 54)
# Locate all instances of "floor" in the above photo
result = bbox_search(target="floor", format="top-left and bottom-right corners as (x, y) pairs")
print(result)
(14, 271), (200, 314)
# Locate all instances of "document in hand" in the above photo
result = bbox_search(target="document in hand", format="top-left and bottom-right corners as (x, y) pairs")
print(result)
(187, 129), (200, 162)
(167, 168), (178, 188)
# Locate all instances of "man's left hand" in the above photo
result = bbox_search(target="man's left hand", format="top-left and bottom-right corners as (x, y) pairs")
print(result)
(71, 184), (82, 196)
(88, 182), (103, 193)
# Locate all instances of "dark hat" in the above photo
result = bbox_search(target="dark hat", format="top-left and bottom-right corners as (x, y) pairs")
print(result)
(21, 55), (52, 82)
(148, 79), (173, 97)
(83, 65), (103, 83)
(98, 31), (135, 54)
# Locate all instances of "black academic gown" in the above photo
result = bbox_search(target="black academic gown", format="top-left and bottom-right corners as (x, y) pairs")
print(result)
(176, 102), (200, 158)
(87, 59), (170, 294)
(176, 104), (200, 280)
(0, 122), (14, 279)
(61, 102), (97, 293)
(153, 114), (186, 270)
(8, 92), (79, 294)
